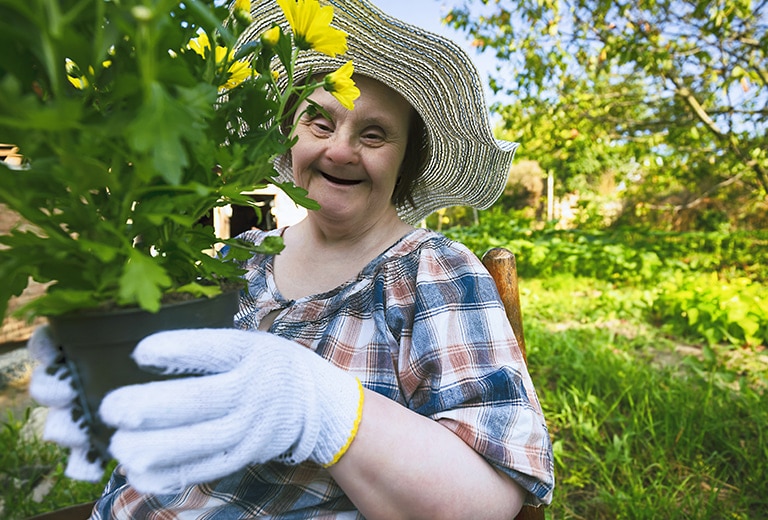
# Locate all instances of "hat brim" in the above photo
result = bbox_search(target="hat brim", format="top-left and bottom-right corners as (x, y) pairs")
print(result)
(238, 0), (518, 224)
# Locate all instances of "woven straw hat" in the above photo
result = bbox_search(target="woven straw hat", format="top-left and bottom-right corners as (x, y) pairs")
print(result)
(239, 0), (518, 224)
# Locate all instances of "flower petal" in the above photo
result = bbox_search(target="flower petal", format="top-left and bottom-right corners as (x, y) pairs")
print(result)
(323, 61), (359, 110)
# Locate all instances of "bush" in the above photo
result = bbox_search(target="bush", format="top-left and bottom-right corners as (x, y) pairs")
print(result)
(651, 272), (768, 347)
(0, 409), (111, 519)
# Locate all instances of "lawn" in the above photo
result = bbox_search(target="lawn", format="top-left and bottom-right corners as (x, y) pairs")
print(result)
(521, 275), (767, 519)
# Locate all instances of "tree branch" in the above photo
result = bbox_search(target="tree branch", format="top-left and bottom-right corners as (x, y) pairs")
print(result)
(647, 171), (746, 211)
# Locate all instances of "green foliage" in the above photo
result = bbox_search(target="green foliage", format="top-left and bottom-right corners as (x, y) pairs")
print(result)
(652, 272), (768, 347)
(446, 0), (768, 230)
(0, 409), (112, 519)
(446, 208), (768, 284)
(444, 207), (768, 347)
(0, 0), (319, 319)
(529, 319), (768, 519)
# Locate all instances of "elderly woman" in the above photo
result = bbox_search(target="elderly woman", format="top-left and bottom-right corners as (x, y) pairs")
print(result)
(30, 0), (554, 518)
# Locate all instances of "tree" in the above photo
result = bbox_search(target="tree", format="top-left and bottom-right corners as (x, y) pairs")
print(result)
(447, 0), (767, 230)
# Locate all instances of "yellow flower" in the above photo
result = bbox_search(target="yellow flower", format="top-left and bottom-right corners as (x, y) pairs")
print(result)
(65, 58), (89, 89)
(233, 0), (252, 24)
(223, 59), (252, 90)
(188, 32), (253, 90)
(323, 61), (359, 110)
(65, 57), (111, 89)
(232, 0), (253, 27)
(276, 0), (347, 56)
(261, 26), (281, 48)
(188, 32), (213, 59)
(213, 46), (229, 65)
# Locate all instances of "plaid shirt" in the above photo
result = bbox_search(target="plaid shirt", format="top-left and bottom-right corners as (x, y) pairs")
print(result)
(92, 228), (554, 519)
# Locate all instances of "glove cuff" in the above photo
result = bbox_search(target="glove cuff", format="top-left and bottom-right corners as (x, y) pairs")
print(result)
(278, 358), (365, 467)
(319, 378), (364, 467)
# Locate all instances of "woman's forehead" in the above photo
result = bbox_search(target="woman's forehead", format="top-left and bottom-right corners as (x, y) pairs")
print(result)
(305, 75), (413, 127)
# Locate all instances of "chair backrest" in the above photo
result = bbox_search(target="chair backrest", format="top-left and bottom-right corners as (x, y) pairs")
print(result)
(481, 247), (545, 520)
(482, 248), (527, 362)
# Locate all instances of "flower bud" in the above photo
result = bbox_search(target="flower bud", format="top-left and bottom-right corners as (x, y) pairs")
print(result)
(261, 26), (281, 48)
(233, 0), (252, 26)
(131, 5), (153, 22)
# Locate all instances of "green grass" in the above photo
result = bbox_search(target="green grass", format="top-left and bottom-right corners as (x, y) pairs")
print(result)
(2, 273), (766, 519)
(522, 275), (768, 519)
(0, 408), (112, 520)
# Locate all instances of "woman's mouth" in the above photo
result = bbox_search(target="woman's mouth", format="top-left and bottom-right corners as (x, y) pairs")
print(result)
(321, 172), (361, 186)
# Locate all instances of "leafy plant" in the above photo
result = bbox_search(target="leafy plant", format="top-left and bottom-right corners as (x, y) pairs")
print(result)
(0, 0), (356, 318)
(444, 208), (768, 348)
(0, 408), (111, 519)
(445, 207), (768, 284)
(651, 272), (768, 347)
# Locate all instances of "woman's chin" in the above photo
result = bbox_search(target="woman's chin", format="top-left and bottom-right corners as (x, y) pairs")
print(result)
(310, 200), (363, 224)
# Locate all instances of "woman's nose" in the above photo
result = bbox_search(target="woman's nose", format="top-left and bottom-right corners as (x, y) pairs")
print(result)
(324, 132), (359, 165)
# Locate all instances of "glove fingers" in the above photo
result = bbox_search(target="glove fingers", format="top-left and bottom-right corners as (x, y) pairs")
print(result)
(64, 446), (105, 482)
(125, 450), (251, 495)
(27, 326), (60, 365)
(99, 372), (242, 430)
(108, 414), (263, 473)
(132, 329), (263, 376)
(43, 407), (90, 447)
(125, 469), (187, 495)
(29, 365), (77, 407)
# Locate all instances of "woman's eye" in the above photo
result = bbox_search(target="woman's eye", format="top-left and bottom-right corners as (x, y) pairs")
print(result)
(311, 119), (334, 134)
(362, 128), (385, 142)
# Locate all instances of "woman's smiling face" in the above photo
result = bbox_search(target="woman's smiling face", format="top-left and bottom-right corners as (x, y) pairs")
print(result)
(290, 74), (413, 228)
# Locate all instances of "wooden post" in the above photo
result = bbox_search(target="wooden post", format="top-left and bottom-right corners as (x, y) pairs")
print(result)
(547, 171), (554, 222)
(482, 247), (527, 364)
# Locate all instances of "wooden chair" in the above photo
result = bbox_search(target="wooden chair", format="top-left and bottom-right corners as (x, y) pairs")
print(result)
(29, 247), (544, 520)
(482, 247), (545, 520)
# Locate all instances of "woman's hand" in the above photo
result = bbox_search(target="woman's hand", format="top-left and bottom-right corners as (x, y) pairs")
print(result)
(98, 328), (364, 494)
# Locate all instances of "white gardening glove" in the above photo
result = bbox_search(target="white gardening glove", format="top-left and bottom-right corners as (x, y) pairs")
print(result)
(27, 326), (106, 481)
(99, 328), (365, 494)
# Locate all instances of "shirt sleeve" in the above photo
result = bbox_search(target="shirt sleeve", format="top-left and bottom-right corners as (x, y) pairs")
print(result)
(393, 238), (554, 506)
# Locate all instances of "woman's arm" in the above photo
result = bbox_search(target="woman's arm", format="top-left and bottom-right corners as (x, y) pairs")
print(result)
(328, 389), (526, 520)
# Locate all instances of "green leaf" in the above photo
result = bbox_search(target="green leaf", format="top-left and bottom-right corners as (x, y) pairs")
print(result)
(176, 282), (222, 298)
(686, 306), (699, 325)
(18, 290), (100, 317)
(75, 240), (120, 262)
(117, 249), (172, 312)
(253, 235), (285, 255)
(275, 181), (320, 210)
(126, 82), (216, 185)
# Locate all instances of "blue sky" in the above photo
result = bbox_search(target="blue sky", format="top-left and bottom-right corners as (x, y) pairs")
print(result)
(370, 1), (501, 103)
(382, 1), (455, 35)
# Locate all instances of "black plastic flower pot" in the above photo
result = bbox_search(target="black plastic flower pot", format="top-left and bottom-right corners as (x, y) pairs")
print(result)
(47, 290), (240, 462)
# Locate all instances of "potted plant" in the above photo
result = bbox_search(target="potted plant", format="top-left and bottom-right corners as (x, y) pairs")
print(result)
(0, 0), (357, 458)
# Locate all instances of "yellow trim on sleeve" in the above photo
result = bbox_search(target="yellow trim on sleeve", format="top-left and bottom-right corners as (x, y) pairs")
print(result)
(323, 378), (365, 467)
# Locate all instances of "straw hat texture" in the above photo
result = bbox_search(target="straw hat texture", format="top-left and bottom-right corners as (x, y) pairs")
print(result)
(239, 0), (518, 224)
